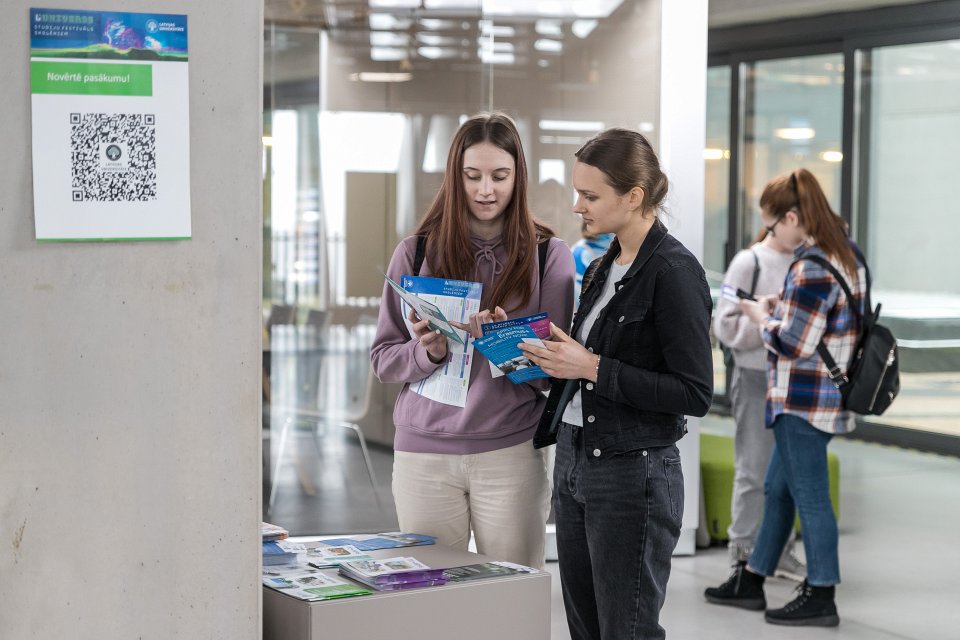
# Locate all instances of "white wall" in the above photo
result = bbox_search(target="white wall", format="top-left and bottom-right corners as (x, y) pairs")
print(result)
(659, 0), (709, 556)
(0, 2), (263, 638)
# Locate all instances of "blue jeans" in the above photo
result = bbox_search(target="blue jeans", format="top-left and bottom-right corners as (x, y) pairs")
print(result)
(748, 413), (840, 586)
(554, 423), (683, 640)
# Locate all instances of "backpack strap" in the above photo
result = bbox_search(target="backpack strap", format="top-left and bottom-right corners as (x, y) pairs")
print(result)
(796, 253), (865, 388)
(537, 238), (549, 286)
(748, 249), (761, 297)
(412, 234), (427, 277)
(415, 233), (548, 284)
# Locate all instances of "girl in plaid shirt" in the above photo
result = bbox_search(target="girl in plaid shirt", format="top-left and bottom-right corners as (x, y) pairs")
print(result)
(705, 169), (866, 628)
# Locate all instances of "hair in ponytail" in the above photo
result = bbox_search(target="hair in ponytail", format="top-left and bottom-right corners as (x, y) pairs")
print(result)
(575, 128), (668, 214)
(760, 168), (857, 277)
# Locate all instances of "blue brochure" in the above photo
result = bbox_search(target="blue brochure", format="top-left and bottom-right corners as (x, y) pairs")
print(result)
(481, 312), (550, 338)
(473, 325), (550, 384)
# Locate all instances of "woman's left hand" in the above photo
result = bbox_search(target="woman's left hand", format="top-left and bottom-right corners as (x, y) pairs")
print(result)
(519, 323), (599, 381)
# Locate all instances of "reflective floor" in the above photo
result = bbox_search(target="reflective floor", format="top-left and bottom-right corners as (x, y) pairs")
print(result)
(265, 413), (960, 639)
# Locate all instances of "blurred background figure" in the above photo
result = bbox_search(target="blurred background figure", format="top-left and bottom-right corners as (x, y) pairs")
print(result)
(571, 222), (613, 306)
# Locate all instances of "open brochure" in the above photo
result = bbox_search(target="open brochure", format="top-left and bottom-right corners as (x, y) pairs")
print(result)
(474, 323), (550, 384)
(480, 313), (550, 380)
(384, 274), (464, 345)
(398, 276), (482, 408)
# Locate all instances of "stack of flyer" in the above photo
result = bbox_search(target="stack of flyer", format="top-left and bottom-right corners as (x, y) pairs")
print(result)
(263, 540), (308, 566)
(319, 532), (436, 552)
(442, 561), (538, 583)
(261, 522), (289, 542)
(305, 544), (374, 568)
(338, 557), (447, 591)
(263, 564), (373, 601)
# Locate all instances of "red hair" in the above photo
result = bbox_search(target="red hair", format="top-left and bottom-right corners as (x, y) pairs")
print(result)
(760, 168), (857, 277)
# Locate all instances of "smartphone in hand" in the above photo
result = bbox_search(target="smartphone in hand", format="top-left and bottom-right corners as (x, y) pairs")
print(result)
(720, 283), (757, 303)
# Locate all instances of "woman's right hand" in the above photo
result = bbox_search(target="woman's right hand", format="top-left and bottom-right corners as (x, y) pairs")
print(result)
(408, 309), (448, 363)
(739, 294), (777, 325)
(450, 306), (508, 340)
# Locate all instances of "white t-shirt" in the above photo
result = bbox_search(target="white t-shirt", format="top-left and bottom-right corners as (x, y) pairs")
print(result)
(561, 259), (631, 426)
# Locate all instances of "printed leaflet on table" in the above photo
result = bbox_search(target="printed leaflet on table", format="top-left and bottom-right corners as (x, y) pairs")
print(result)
(339, 556), (447, 590)
(263, 540), (309, 565)
(262, 563), (372, 601)
(305, 544), (374, 568)
(317, 532), (437, 552)
(261, 521), (289, 542)
(443, 560), (539, 582)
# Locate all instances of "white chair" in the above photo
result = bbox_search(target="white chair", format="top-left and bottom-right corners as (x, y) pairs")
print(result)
(267, 365), (381, 513)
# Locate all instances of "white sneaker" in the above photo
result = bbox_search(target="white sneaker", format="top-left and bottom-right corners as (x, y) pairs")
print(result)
(775, 549), (807, 582)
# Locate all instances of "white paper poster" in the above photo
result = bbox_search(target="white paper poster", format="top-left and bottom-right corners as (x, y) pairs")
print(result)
(29, 7), (190, 241)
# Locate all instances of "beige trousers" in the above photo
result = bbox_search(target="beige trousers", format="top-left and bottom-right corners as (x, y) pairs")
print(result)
(392, 441), (551, 569)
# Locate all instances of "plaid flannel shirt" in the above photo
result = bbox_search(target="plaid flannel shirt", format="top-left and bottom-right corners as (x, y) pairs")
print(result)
(762, 243), (866, 434)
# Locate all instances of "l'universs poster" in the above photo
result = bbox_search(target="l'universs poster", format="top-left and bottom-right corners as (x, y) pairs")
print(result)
(29, 7), (190, 241)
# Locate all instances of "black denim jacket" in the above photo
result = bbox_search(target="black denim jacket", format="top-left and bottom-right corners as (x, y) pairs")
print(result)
(533, 220), (713, 456)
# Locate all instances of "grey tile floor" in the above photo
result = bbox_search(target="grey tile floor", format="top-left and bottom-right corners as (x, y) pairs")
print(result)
(266, 414), (960, 639)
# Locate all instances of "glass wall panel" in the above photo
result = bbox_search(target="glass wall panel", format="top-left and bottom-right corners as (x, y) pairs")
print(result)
(859, 39), (960, 437)
(483, 1), (660, 248)
(705, 65), (731, 398)
(263, 1), (670, 535)
(742, 54), (844, 250)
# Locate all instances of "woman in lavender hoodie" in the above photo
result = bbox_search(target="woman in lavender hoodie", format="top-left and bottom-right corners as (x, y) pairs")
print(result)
(371, 112), (575, 568)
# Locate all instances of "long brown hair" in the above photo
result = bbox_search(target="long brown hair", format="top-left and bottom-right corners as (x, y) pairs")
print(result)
(760, 168), (857, 277)
(416, 112), (553, 312)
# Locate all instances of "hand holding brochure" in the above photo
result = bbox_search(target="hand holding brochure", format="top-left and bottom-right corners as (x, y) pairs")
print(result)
(384, 274), (464, 344)
(474, 323), (550, 384)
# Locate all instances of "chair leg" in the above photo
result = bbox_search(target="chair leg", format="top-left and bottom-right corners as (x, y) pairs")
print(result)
(267, 416), (292, 514)
(338, 421), (383, 509)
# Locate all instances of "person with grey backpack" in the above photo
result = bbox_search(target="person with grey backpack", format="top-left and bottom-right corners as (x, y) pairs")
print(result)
(713, 229), (804, 580)
(704, 168), (897, 627)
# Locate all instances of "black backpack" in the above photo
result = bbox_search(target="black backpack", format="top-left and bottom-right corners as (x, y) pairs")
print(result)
(799, 251), (900, 416)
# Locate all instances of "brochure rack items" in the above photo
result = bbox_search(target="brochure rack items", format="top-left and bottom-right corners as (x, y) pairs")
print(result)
(261, 530), (541, 603)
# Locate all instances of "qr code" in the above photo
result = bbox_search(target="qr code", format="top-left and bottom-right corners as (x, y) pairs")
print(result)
(70, 113), (157, 202)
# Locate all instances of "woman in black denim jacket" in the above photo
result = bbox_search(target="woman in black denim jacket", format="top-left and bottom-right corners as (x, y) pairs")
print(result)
(521, 128), (713, 640)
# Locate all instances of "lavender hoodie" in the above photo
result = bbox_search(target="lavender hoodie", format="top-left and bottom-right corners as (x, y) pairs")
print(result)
(371, 234), (575, 454)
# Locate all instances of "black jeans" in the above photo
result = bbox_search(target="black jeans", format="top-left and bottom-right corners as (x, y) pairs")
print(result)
(554, 422), (683, 640)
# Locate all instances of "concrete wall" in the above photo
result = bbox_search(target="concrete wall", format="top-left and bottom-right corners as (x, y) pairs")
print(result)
(0, 2), (263, 638)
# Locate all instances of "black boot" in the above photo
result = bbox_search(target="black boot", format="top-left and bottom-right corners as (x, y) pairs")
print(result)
(765, 581), (840, 627)
(704, 562), (766, 611)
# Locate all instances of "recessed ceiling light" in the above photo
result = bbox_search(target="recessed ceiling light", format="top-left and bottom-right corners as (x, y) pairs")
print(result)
(539, 119), (604, 132)
(774, 127), (816, 140)
(349, 72), (413, 82)
(535, 39), (563, 53)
